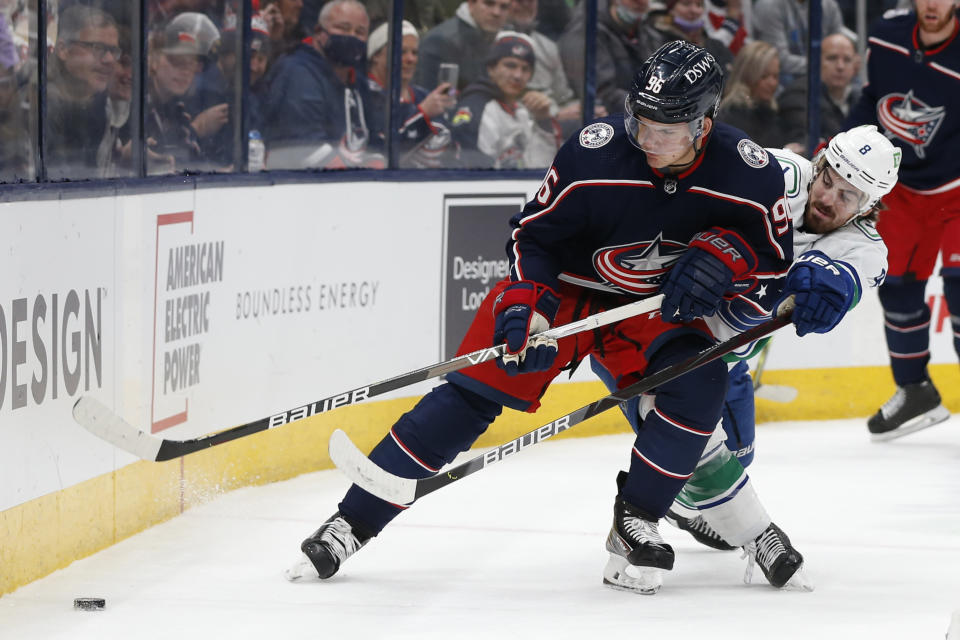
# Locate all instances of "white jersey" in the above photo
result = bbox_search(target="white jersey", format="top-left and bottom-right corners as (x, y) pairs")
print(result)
(706, 147), (888, 357)
(772, 147), (888, 298)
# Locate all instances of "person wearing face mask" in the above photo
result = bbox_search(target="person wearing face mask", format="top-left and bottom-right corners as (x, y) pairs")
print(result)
(649, 0), (733, 72)
(262, 0), (385, 169)
(558, 0), (663, 114)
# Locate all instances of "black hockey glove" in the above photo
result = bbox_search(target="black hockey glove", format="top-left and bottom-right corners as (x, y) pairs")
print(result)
(492, 281), (562, 376)
(660, 227), (758, 323)
(781, 251), (856, 336)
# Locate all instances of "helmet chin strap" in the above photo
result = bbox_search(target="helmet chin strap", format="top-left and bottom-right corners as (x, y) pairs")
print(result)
(663, 127), (709, 174)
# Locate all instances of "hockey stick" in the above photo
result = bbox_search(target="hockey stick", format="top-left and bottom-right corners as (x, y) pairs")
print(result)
(752, 340), (798, 403)
(72, 295), (664, 462)
(330, 299), (796, 505)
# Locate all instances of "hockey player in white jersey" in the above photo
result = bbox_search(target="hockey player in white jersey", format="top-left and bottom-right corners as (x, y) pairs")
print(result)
(593, 124), (900, 588)
(666, 125), (900, 589)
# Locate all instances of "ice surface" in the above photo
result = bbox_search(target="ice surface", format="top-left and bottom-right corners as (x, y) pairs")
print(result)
(2, 416), (958, 639)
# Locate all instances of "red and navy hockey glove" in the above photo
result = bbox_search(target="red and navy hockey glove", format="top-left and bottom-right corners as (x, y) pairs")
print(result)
(492, 281), (562, 376)
(781, 250), (856, 336)
(660, 227), (758, 323)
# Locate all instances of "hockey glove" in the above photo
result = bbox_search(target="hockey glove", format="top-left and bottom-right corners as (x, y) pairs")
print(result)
(781, 250), (856, 336)
(660, 227), (758, 323)
(492, 281), (562, 376)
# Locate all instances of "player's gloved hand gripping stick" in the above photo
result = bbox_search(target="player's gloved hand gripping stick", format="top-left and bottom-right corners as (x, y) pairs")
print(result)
(330, 296), (796, 505)
(72, 295), (665, 461)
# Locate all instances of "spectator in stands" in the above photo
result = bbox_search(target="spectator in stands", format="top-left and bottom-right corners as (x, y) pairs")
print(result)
(149, 0), (220, 26)
(508, 0), (597, 137)
(752, 0), (844, 86)
(414, 0), (513, 92)
(146, 12), (220, 174)
(262, 0), (307, 60)
(97, 26), (133, 177)
(835, 0), (901, 33)
(248, 15), (273, 135)
(451, 31), (560, 169)
(0, 12), (31, 181)
(649, 0), (734, 71)
(703, 0), (747, 55)
(361, 0), (459, 32)
(46, 5), (119, 180)
(366, 20), (459, 168)
(559, 0), (662, 113)
(535, 0), (573, 41)
(717, 40), (790, 148)
(779, 32), (860, 154)
(184, 13), (272, 167)
(262, 0), (385, 169)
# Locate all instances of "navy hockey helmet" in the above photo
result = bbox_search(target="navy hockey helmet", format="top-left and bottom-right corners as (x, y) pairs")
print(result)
(625, 41), (724, 148)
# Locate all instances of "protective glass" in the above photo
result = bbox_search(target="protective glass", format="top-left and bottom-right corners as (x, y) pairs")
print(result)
(623, 105), (698, 155)
(817, 165), (872, 216)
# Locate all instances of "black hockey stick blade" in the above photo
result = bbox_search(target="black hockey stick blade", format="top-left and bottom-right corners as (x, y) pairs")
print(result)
(72, 295), (663, 462)
(330, 298), (795, 505)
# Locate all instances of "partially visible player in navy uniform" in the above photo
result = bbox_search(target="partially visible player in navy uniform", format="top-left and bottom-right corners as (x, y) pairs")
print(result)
(847, 0), (960, 440)
(285, 41), (796, 595)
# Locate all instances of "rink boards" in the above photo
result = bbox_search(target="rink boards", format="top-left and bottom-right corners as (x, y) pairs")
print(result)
(1, 179), (957, 595)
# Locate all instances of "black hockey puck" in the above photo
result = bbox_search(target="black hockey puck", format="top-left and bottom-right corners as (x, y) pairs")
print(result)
(73, 597), (106, 611)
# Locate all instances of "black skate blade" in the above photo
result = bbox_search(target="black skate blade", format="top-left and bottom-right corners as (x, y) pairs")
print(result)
(870, 405), (950, 442)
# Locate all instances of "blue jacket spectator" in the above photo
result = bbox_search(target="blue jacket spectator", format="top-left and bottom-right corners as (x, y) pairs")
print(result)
(263, 0), (385, 169)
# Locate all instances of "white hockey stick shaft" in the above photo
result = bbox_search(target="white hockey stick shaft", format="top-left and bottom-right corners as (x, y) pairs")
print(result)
(73, 295), (663, 461)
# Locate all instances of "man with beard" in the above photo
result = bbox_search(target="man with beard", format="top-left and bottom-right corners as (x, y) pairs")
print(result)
(846, 0), (960, 440)
(262, 0), (384, 169)
(450, 31), (560, 168)
(638, 126), (899, 590)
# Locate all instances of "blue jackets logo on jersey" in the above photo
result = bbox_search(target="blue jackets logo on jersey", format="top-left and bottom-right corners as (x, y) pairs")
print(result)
(877, 90), (945, 159)
(593, 234), (686, 294)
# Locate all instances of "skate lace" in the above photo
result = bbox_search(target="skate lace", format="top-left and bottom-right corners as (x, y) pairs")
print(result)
(880, 387), (907, 418)
(319, 518), (363, 564)
(623, 516), (665, 546)
(753, 527), (786, 570)
(687, 516), (723, 542)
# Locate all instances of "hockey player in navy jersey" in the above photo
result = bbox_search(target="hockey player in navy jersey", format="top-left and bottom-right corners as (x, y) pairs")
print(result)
(285, 41), (797, 595)
(625, 125), (899, 590)
(847, 0), (960, 440)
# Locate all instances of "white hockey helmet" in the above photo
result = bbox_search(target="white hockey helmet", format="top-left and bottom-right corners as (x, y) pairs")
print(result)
(819, 125), (901, 214)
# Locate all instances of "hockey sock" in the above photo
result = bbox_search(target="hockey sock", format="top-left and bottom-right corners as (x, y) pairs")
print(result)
(878, 277), (931, 386)
(721, 360), (756, 466)
(943, 276), (960, 363)
(339, 382), (503, 534)
(682, 441), (769, 546)
(620, 334), (728, 519)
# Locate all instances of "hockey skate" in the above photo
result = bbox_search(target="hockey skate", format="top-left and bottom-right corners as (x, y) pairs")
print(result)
(868, 379), (950, 442)
(603, 497), (675, 595)
(665, 508), (736, 551)
(285, 512), (371, 582)
(742, 522), (813, 591)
